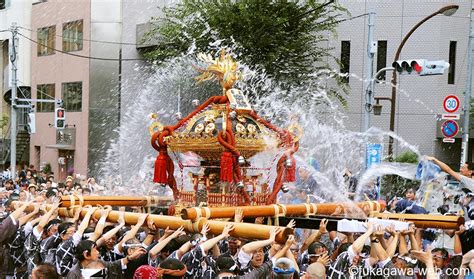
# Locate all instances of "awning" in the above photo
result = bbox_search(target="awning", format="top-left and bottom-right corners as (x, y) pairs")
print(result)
(45, 144), (75, 150)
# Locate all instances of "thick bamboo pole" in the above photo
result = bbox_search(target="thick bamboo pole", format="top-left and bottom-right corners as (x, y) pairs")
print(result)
(59, 195), (173, 208)
(12, 202), (292, 244)
(181, 201), (386, 220)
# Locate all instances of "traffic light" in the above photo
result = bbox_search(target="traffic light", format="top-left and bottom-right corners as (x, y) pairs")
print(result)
(27, 112), (35, 134)
(392, 59), (449, 76)
(54, 107), (65, 129)
(420, 60), (450, 76)
(55, 99), (64, 107)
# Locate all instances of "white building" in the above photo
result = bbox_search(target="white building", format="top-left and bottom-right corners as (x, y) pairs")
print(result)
(0, 0), (32, 165)
(332, 0), (474, 165)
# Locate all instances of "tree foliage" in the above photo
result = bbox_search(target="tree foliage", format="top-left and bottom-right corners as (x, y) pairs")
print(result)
(393, 150), (419, 164)
(0, 113), (8, 131)
(142, 0), (348, 102)
(381, 151), (420, 200)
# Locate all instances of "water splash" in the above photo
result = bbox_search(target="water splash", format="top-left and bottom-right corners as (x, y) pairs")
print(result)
(96, 41), (450, 215)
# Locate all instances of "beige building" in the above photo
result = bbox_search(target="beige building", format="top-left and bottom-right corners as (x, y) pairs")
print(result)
(0, 0), (33, 167)
(30, 0), (121, 181)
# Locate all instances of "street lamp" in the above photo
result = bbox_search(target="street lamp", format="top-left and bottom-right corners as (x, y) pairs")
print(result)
(373, 97), (393, 116)
(387, 4), (459, 158)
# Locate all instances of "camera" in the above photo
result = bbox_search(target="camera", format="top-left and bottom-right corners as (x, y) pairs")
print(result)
(437, 204), (449, 215)
(454, 194), (462, 205)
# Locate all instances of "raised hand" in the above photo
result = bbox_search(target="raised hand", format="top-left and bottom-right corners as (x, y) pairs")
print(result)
(221, 224), (235, 237)
(317, 252), (330, 266)
(86, 206), (97, 216)
(102, 205), (112, 214)
(319, 219), (328, 234)
(411, 249), (433, 264)
(284, 234), (295, 248)
(286, 219), (296, 229)
(72, 205), (83, 220)
(255, 217), (265, 224)
(118, 212), (125, 226)
(147, 216), (157, 232)
(385, 224), (396, 236)
(269, 227), (281, 243)
(51, 201), (61, 210)
(234, 208), (244, 223)
(365, 220), (375, 233)
(373, 225), (384, 237)
(136, 213), (148, 226)
(128, 247), (147, 261)
(455, 224), (466, 236)
(171, 226), (186, 238)
(164, 226), (174, 237)
(201, 223), (210, 238)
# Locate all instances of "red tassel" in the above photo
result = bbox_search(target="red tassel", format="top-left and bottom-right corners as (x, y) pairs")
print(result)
(220, 151), (234, 182)
(154, 150), (169, 184)
(167, 204), (176, 216)
(284, 155), (296, 182)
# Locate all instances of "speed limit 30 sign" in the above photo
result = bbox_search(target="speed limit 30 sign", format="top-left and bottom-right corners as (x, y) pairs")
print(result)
(443, 95), (460, 113)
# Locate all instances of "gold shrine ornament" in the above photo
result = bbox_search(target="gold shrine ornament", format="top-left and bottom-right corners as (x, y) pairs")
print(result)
(149, 121), (164, 136)
(287, 123), (303, 142)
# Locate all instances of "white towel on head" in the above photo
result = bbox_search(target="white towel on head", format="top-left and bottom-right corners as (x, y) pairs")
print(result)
(81, 269), (101, 278)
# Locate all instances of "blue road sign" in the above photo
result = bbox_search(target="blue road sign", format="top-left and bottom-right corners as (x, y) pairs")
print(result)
(366, 143), (383, 200)
(441, 120), (459, 138)
(366, 143), (383, 169)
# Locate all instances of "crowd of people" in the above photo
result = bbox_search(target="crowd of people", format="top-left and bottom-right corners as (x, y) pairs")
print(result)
(0, 157), (471, 278)
(0, 165), (105, 211)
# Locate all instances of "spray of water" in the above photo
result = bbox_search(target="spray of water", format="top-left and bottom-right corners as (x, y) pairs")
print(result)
(95, 39), (454, 216)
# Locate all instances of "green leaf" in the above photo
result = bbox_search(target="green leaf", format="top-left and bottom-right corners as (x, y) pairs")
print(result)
(141, 0), (349, 104)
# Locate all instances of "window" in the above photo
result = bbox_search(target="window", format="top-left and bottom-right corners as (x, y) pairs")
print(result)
(376, 41), (387, 80)
(62, 82), (82, 112)
(0, 0), (5, 10)
(340, 41), (351, 83)
(448, 41), (456, 84)
(37, 26), (55, 56)
(62, 20), (83, 52)
(37, 84), (55, 112)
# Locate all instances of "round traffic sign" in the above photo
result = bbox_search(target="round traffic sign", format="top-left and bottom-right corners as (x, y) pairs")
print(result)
(441, 120), (459, 138)
(443, 95), (460, 113)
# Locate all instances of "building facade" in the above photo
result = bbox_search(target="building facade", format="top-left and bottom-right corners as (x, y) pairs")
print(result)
(0, 0), (32, 166)
(26, 0), (474, 181)
(332, 0), (474, 165)
(29, 0), (121, 181)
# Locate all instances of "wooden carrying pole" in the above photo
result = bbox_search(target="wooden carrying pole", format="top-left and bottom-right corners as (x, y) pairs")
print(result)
(278, 214), (464, 230)
(12, 202), (293, 244)
(181, 201), (386, 220)
(373, 213), (464, 230)
(59, 195), (173, 208)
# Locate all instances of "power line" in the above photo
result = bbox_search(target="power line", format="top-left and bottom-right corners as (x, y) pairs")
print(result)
(18, 26), (144, 46)
(18, 32), (145, 61)
(18, 80), (55, 100)
(335, 13), (369, 24)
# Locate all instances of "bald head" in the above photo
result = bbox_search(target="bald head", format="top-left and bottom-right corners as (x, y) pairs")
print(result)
(305, 262), (326, 279)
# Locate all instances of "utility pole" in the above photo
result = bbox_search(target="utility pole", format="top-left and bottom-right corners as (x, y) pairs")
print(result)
(9, 23), (18, 181)
(461, 8), (474, 167)
(363, 11), (376, 132)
